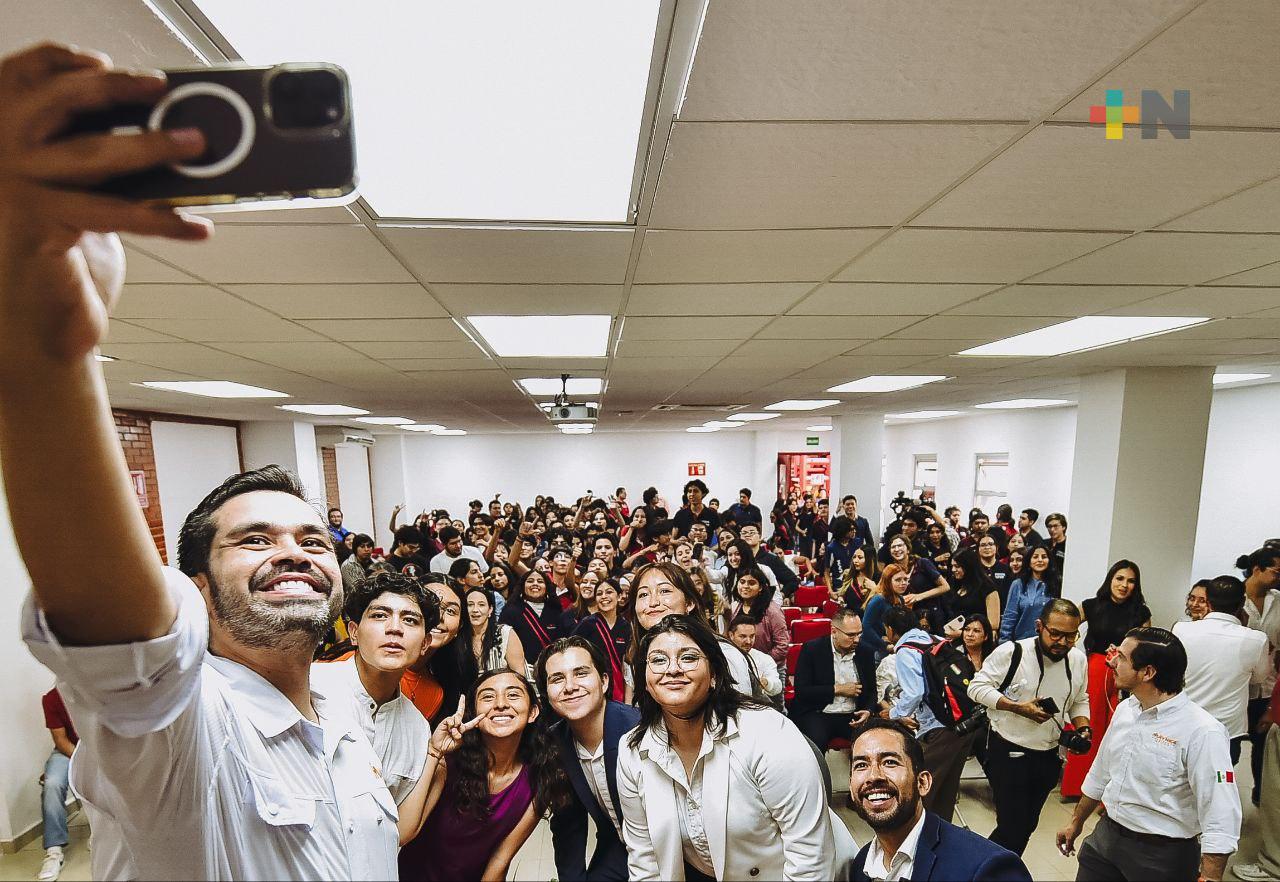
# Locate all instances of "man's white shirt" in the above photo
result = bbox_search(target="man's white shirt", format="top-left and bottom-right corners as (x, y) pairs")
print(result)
(862, 810), (925, 882)
(310, 657), (430, 804)
(428, 545), (489, 575)
(1173, 612), (1270, 737)
(23, 568), (400, 881)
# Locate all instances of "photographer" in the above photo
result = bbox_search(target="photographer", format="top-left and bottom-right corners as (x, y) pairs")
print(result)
(967, 598), (1090, 856)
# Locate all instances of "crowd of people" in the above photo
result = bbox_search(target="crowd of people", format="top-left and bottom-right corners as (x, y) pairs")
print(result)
(3, 42), (1279, 882)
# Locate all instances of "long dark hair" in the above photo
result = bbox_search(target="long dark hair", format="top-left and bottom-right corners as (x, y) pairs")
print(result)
(628, 614), (765, 750)
(426, 579), (470, 726)
(450, 668), (572, 820)
(730, 564), (776, 619)
(948, 549), (984, 599)
(463, 586), (502, 676)
(952, 613), (994, 659)
(1094, 559), (1145, 607)
(626, 561), (708, 665)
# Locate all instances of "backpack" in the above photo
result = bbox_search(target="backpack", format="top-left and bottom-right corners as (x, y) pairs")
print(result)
(898, 638), (980, 728)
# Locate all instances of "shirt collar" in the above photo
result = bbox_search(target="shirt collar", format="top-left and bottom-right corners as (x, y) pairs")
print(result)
(1204, 611), (1242, 625)
(1139, 691), (1189, 718)
(831, 635), (855, 659)
(638, 713), (739, 761)
(865, 810), (927, 878)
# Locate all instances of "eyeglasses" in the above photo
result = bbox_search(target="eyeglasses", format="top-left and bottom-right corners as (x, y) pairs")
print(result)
(831, 625), (862, 639)
(647, 651), (707, 674)
(1043, 627), (1079, 642)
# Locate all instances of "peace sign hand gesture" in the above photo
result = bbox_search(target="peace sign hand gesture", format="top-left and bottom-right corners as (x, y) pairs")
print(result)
(428, 696), (486, 760)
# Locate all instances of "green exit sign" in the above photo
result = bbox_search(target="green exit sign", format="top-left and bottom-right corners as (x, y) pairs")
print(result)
(806, 436), (820, 446)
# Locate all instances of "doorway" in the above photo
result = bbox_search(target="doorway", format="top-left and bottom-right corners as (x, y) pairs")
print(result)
(777, 451), (832, 502)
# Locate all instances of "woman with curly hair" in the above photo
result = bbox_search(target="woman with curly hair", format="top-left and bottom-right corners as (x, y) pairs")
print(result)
(399, 668), (572, 881)
(463, 586), (526, 682)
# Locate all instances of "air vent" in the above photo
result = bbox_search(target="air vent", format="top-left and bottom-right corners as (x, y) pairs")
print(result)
(651, 403), (747, 412)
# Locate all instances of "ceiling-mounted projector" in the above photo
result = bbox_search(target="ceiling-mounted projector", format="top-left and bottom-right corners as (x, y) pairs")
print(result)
(546, 374), (599, 423)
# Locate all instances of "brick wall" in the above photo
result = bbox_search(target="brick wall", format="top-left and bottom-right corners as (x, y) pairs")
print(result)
(112, 410), (167, 563)
(321, 446), (341, 512)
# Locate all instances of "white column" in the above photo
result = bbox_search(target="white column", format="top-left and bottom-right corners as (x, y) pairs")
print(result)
(369, 434), (414, 549)
(1062, 367), (1214, 627)
(239, 421), (324, 505)
(837, 413), (885, 538)
(334, 444), (375, 538)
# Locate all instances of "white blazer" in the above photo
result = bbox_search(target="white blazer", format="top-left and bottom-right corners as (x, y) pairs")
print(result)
(618, 705), (858, 881)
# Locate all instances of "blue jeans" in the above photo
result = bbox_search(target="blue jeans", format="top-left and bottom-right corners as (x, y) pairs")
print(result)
(42, 751), (69, 849)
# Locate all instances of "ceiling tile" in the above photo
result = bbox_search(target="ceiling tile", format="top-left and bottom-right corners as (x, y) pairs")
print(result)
(759, 315), (921, 339)
(1054, 0), (1280, 128)
(105, 320), (182, 344)
(378, 358), (497, 372)
(497, 357), (607, 373)
(1161, 178), (1280, 233)
(621, 315), (771, 340)
(115, 285), (281, 321)
(916, 126), (1280, 230)
(1209, 261), (1280, 287)
(679, 0), (1186, 121)
(851, 339), (986, 356)
(636, 229), (882, 283)
(127, 316), (326, 343)
(1162, 318), (1280, 341)
(430, 284), (623, 315)
(944, 284), (1176, 316)
(889, 315), (1054, 339)
(1102, 286), (1280, 318)
(1029, 232), (1280, 285)
(611, 356), (724, 373)
(216, 342), (374, 368)
(380, 227), (634, 283)
(835, 229), (1122, 283)
(128, 226), (414, 284)
(296, 318), (470, 343)
(649, 122), (1018, 229)
(731, 339), (865, 360)
(791, 355), (935, 380)
(790, 282), (998, 316)
(627, 283), (811, 316)
(349, 341), (488, 359)
(123, 248), (198, 283)
(227, 284), (448, 319)
(615, 338), (743, 358)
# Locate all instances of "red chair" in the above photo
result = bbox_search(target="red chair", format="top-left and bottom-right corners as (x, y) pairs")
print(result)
(821, 599), (840, 619)
(794, 584), (827, 611)
(782, 606), (803, 628)
(791, 617), (832, 644)
(784, 643), (803, 704)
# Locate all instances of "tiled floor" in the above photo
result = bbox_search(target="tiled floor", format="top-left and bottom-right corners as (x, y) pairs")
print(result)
(1, 758), (1266, 881)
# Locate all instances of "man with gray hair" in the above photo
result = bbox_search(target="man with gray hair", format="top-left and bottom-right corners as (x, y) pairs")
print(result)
(791, 607), (874, 748)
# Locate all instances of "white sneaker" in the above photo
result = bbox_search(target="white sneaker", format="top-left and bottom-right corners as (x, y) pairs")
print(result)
(36, 849), (64, 882)
(1233, 863), (1279, 882)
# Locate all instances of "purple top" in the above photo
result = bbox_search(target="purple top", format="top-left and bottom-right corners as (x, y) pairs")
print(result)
(399, 762), (533, 882)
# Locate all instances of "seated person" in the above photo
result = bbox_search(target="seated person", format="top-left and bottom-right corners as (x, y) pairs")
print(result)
(38, 687), (76, 882)
(790, 608), (875, 750)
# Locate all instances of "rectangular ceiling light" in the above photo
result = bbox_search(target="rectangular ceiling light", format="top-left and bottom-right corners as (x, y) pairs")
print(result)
(975, 398), (1073, 409)
(138, 381), (288, 399)
(353, 416), (415, 425)
(827, 375), (949, 393)
(765, 399), (841, 411)
(726, 412), (780, 422)
(806, 424), (834, 432)
(191, 0), (660, 221)
(556, 423), (595, 431)
(401, 424), (446, 432)
(888, 410), (961, 420)
(471, 315), (611, 357)
(702, 420), (742, 429)
(278, 404), (370, 416)
(540, 400), (600, 410)
(1213, 372), (1271, 385)
(959, 316), (1209, 357)
(686, 426), (719, 433)
(559, 426), (594, 434)
(521, 377), (604, 396)
(432, 428), (467, 436)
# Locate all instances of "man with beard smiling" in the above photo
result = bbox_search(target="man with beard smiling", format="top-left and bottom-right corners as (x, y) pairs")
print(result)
(847, 718), (1031, 881)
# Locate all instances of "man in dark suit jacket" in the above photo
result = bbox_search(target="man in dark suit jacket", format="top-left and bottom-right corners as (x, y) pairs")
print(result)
(847, 718), (1032, 882)
(536, 636), (639, 882)
(790, 608), (876, 749)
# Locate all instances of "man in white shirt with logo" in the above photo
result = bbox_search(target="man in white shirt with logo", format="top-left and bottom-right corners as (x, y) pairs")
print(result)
(311, 572), (438, 805)
(1172, 575), (1270, 766)
(0, 44), (422, 879)
(1057, 627), (1241, 882)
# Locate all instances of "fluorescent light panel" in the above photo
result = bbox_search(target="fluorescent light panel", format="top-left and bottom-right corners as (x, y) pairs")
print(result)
(432, 428), (467, 436)
(806, 425), (834, 432)
(702, 420), (741, 429)
(1213, 372), (1271, 385)
(888, 410), (961, 420)
(827, 375), (948, 393)
(278, 404), (370, 416)
(138, 381), (288, 399)
(559, 427), (593, 434)
(401, 424), (446, 432)
(975, 399), (1073, 410)
(522, 377), (604, 396)
(686, 426), (719, 433)
(959, 316), (1209, 357)
(726, 412), (780, 422)
(765, 399), (840, 411)
(557, 423), (595, 430)
(353, 416), (415, 425)
(540, 400), (600, 410)
(472, 315), (611, 357)
(191, 0), (660, 221)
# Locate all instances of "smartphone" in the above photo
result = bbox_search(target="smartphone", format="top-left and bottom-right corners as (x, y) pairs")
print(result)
(946, 615), (965, 633)
(66, 64), (356, 207)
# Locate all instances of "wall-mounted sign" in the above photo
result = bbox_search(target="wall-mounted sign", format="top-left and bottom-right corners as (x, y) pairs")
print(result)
(687, 462), (706, 477)
(806, 436), (820, 447)
(129, 470), (149, 509)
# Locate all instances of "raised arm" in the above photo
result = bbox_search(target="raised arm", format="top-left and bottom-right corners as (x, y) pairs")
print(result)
(0, 44), (211, 644)
(388, 503), (405, 540)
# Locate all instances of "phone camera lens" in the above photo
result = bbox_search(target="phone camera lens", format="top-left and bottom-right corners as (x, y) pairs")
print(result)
(270, 69), (344, 129)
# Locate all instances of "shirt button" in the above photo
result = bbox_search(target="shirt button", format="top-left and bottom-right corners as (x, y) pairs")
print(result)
(348, 824), (355, 834)
(376, 816), (383, 825)
(750, 869), (760, 877)
(266, 803), (279, 816)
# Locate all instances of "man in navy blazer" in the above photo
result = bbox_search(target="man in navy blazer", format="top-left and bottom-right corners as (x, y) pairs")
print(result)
(847, 718), (1032, 882)
(790, 608), (877, 749)
(536, 636), (640, 882)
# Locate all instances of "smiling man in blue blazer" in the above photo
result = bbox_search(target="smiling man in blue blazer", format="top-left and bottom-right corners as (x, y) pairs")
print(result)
(847, 718), (1032, 882)
(537, 636), (640, 882)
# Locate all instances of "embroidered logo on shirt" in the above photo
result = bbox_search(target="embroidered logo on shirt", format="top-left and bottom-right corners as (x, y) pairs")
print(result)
(1152, 732), (1179, 747)
(1216, 770), (1234, 783)
(371, 764), (383, 780)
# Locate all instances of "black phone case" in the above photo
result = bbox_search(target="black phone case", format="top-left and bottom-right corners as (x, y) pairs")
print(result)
(67, 65), (356, 206)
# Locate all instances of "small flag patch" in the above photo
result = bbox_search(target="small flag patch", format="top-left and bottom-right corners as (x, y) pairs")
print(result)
(1216, 771), (1234, 783)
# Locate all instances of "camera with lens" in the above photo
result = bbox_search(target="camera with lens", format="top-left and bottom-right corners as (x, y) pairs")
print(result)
(889, 491), (915, 516)
(1036, 697), (1091, 754)
(269, 68), (347, 129)
(953, 705), (989, 736)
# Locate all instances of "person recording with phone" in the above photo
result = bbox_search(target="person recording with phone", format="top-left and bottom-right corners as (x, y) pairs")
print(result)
(967, 598), (1091, 856)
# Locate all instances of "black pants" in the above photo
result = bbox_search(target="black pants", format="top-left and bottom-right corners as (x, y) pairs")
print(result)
(1076, 816), (1199, 882)
(1247, 697), (1269, 802)
(794, 710), (854, 750)
(985, 729), (1063, 856)
(919, 727), (977, 825)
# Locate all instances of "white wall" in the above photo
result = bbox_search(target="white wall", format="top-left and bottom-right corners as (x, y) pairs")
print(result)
(0, 472), (55, 848)
(883, 407), (1077, 524)
(1194, 383), (1280, 579)
(151, 421), (242, 565)
(334, 444), (375, 538)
